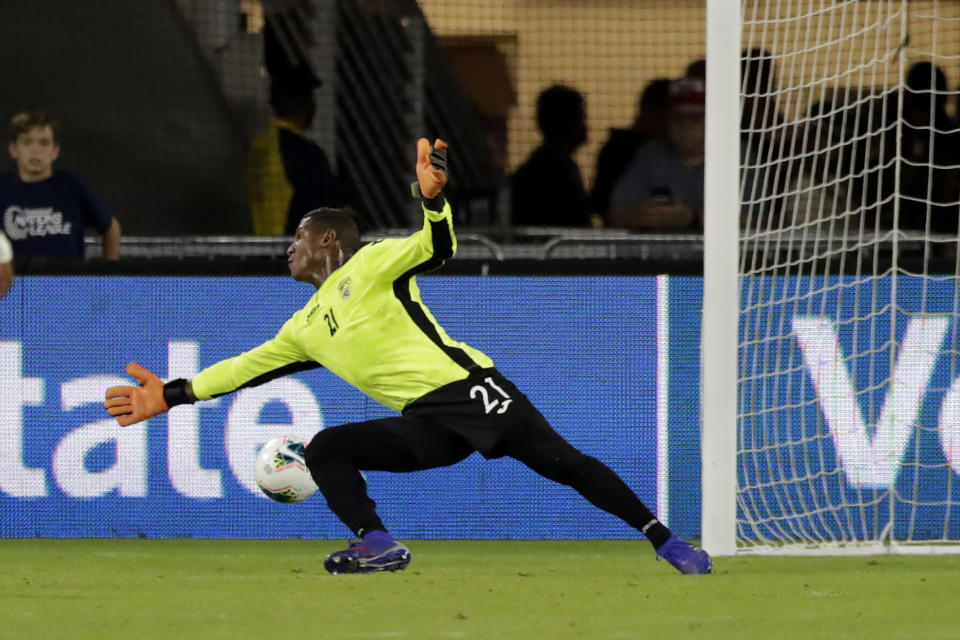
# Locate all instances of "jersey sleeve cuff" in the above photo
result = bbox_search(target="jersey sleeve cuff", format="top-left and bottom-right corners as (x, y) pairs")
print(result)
(163, 378), (196, 408)
(422, 195), (449, 219)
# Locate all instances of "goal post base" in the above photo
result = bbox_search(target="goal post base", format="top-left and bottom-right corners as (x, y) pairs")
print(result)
(734, 542), (960, 556)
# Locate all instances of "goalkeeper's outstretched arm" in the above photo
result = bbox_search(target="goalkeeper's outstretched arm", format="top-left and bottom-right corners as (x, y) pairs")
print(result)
(367, 138), (455, 278)
(104, 322), (317, 427)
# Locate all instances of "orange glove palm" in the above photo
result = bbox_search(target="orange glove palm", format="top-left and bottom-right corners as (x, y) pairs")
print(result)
(104, 362), (169, 427)
(416, 137), (448, 199)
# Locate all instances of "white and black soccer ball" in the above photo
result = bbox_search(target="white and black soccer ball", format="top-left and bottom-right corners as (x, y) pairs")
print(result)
(254, 436), (318, 503)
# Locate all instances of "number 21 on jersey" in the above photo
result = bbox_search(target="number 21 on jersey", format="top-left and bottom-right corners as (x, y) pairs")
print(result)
(323, 308), (339, 336)
(470, 377), (512, 414)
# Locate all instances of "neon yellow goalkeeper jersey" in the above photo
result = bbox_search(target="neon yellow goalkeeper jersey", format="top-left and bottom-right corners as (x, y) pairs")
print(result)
(191, 200), (494, 411)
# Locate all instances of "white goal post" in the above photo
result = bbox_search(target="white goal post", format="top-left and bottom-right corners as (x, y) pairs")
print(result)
(703, 0), (960, 555)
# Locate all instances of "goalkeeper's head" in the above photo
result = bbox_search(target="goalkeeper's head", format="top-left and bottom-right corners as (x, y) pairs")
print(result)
(301, 207), (361, 250)
(287, 207), (362, 286)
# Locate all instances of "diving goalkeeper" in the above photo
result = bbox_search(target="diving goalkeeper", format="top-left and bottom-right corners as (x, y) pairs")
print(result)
(103, 138), (712, 576)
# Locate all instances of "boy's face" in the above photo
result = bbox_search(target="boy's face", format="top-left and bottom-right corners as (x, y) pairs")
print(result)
(9, 125), (59, 181)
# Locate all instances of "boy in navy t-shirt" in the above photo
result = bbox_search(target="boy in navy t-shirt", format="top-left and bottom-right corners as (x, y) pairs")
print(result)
(1, 110), (121, 259)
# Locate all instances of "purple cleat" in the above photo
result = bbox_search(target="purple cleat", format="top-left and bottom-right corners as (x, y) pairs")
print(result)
(657, 535), (713, 575)
(324, 530), (411, 574)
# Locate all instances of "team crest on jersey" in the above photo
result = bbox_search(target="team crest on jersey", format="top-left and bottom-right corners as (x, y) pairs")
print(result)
(338, 277), (352, 299)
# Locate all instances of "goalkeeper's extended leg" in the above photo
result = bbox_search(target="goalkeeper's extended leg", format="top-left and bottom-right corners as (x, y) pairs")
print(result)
(304, 416), (475, 574)
(497, 414), (712, 575)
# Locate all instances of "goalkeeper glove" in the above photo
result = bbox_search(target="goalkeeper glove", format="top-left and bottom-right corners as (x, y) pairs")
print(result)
(104, 362), (170, 427)
(414, 137), (448, 199)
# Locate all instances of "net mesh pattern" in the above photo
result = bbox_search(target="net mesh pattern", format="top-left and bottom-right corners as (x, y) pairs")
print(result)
(737, 0), (960, 551)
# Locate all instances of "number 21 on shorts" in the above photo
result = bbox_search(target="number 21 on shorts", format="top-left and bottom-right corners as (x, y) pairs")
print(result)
(470, 377), (512, 414)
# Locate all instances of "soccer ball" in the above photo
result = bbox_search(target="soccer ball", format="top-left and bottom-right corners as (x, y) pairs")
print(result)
(254, 436), (318, 503)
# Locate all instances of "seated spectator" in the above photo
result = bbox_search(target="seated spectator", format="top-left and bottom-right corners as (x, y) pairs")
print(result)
(607, 77), (705, 231)
(739, 48), (789, 230)
(591, 78), (670, 218)
(741, 48), (784, 145)
(897, 61), (960, 234)
(785, 101), (859, 231)
(247, 76), (340, 235)
(510, 84), (592, 227)
(0, 110), (121, 260)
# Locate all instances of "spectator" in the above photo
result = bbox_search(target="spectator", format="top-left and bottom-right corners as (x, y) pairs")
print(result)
(685, 57), (706, 81)
(591, 78), (670, 218)
(785, 100), (858, 231)
(0, 110), (120, 260)
(896, 61), (960, 234)
(0, 230), (12, 297)
(741, 48), (784, 142)
(739, 48), (788, 230)
(510, 84), (592, 227)
(247, 76), (340, 236)
(607, 77), (705, 231)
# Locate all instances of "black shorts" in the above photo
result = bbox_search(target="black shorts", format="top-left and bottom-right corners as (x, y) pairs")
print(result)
(403, 368), (547, 458)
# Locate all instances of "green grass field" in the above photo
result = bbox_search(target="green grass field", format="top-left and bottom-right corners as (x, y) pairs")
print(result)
(1, 539), (957, 640)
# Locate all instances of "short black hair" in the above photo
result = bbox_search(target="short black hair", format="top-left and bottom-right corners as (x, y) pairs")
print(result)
(269, 79), (315, 118)
(741, 48), (776, 94)
(536, 84), (585, 139)
(639, 78), (672, 113)
(685, 58), (706, 80)
(301, 207), (362, 254)
(906, 61), (947, 93)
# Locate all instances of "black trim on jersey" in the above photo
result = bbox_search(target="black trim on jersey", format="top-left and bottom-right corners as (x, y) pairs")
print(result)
(392, 217), (480, 373)
(207, 361), (322, 398)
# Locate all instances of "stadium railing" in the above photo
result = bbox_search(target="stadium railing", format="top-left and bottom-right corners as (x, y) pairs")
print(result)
(82, 230), (702, 262)
(73, 229), (957, 275)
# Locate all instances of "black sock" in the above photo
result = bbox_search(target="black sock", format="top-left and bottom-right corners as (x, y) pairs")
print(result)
(356, 521), (387, 538)
(642, 519), (672, 549)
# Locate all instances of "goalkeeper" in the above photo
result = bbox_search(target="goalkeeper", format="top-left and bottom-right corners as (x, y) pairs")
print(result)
(104, 138), (712, 576)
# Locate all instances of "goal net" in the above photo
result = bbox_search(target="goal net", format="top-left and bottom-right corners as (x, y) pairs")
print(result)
(709, 0), (960, 554)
